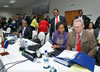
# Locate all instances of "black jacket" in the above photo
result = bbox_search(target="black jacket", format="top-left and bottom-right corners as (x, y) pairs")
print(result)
(21, 26), (32, 39)
(95, 16), (100, 28)
(50, 16), (68, 38)
(94, 28), (100, 46)
(76, 15), (90, 28)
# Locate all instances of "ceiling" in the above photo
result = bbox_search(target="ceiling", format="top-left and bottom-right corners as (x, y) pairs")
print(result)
(0, 0), (39, 9)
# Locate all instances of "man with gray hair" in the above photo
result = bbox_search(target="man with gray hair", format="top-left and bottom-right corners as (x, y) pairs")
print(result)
(66, 18), (97, 58)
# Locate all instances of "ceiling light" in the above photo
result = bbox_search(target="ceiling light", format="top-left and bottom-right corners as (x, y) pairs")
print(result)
(9, 0), (16, 4)
(4, 5), (9, 7)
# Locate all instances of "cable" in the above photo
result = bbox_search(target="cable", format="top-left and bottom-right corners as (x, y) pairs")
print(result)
(6, 59), (28, 71)
(0, 59), (28, 71)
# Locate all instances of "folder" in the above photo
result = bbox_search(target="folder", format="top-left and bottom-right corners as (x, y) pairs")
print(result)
(54, 57), (73, 67)
(72, 52), (95, 72)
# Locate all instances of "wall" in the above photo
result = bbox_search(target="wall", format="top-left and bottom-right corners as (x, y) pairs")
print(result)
(21, 0), (100, 23)
(48, 0), (100, 23)
(0, 8), (21, 20)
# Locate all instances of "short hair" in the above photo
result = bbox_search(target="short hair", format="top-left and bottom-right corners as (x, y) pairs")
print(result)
(22, 20), (27, 24)
(53, 8), (59, 12)
(56, 22), (65, 30)
(73, 18), (84, 26)
(78, 10), (83, 13)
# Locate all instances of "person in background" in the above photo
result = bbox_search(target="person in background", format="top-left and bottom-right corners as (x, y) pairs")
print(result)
(20, 20), (32, 39)
(50, 8), (68, 39)
(8, 18), (12, 25)
(2, 22), (11, 33)
(11, 16), (17, 32)
(49, 22), (68, 57)
(76, 10), (91, 29)
(87, 22), (95, 32)
(38, 19), (49, 34)
(94, 24), (100, 46)
(2, 22), (8, 31)
(66, 18), (97, 58)
(94, 23), (100, 66)
(30, 16), (38, 30)
(95, 16), (100, 28)
(0, 17), (7, 28)
(45, 15), (50, 23)
(24, 13), (31, 26)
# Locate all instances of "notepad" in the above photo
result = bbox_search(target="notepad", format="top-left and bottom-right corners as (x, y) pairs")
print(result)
(67, 64), (91, 72)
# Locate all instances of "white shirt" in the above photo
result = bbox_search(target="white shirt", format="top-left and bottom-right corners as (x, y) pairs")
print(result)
(22, 27), (26, 36)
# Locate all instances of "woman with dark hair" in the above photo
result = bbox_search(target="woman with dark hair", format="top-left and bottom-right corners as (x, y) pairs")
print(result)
(87, 22), (95, 32)
(49, 22), (68, 57)
(30, 16), (38, 30)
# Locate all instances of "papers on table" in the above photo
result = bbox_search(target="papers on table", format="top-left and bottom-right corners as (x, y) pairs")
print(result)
(56, 50), (78, 59)
(67, 64), (91, 72)
(39, 41), (54, 53)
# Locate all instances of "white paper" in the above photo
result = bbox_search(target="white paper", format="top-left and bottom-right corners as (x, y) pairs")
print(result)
(40, 41), (54, 53)
(57, 50), (78, 59)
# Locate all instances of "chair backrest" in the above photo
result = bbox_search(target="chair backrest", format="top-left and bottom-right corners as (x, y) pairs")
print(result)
(45, 33), (49, 42)
(6, 27), (11, 33)
(38, 32), (45, 45)
(32, 30), (38, 39)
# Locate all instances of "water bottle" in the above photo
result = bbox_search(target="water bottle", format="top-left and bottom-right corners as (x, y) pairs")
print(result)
(25, 41), (28, 49)
(49, 66), (57, 72)
(49, 57), (57, 72)
(43, 50), (50, 69)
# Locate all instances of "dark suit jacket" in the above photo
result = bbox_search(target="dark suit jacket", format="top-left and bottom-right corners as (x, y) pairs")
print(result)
(21, 26), (32, 39)
(95, 16), (100, 28)
(66, 30), (97, 58)
(76, 15), (90, 28)
(50, 16), (68, 38)
(94, 28), (100, 46)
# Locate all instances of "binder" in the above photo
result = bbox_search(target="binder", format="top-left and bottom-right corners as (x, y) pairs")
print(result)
(73, 52), (95, 72)
(54, 57), (73, 67)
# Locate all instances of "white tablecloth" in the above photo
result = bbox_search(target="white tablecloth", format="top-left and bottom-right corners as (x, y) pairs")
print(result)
(0, 38), (100, 72)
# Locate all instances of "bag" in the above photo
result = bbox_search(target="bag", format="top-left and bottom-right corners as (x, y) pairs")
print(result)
(28, 44), (41, 51)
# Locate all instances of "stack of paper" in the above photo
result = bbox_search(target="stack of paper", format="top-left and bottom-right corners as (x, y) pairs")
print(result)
(56, 50), (78, 59)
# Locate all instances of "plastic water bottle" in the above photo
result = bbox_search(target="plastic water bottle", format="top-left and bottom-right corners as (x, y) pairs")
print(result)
(43, 50), (50, 69)
(49, 57), (57, 72)
(25, 41), (28, 49)
(49, 66), (57, 72)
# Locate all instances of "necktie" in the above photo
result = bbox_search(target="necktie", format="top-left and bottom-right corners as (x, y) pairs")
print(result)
(56, 17), (58, 24)
(77, 34), (81, 52)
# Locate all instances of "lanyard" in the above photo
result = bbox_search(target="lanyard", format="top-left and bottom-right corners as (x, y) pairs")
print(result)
(74, 35), (82, 51)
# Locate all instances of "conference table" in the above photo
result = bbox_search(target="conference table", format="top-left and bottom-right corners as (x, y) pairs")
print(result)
(0, 38), (100, 72)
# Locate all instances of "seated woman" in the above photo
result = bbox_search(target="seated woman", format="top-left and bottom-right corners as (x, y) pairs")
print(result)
(49, 22), (68, 57)
(87, 22), (95, 32)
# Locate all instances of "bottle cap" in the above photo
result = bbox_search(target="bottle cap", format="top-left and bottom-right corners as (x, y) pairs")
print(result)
(45, 50), (47, 53)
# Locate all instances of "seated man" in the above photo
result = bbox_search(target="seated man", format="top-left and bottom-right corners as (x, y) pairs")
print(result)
(20, 20), (32, 39)
(66, 18), (97, 58)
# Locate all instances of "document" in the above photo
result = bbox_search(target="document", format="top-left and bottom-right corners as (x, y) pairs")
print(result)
(57, 50), (78, 59)
(67, 64), (91, 72)
(39, 41), (54, 53)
